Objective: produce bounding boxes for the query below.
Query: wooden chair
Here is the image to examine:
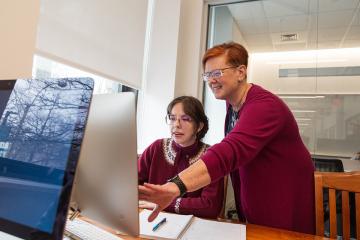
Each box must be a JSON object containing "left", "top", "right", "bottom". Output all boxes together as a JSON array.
[{"left": 314, "top": 171, "right": 360, "bottom": 240}]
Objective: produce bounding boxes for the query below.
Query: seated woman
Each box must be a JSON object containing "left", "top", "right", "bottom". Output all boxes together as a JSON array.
[{"left": 138, "top": 96, "right": 224, "bottom": 219}]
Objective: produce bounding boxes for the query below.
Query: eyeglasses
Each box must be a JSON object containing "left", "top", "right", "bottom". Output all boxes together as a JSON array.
[
  {"left": 165, "top": 114, "right": 193, "bottom": 125},
  {"left": 202, "top": 66, "right": 238, "bottom": 82}
]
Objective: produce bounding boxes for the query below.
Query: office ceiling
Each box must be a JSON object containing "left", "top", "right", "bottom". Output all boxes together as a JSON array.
[{"left": 226, "top": 0, "right": 360, "bottom": 52}]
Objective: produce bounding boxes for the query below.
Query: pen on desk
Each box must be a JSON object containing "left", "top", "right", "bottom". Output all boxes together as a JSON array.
[{"left": 152, "top": 217, "right": 167, "bottom": 231}]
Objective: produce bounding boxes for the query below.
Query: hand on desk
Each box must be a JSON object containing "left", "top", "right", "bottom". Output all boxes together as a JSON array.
[
  {"left": 138, "top": 200, "right": 157, "bottom": 209},
  {"left": 138, "top": 182, "right": 179, "bottom": 222}
]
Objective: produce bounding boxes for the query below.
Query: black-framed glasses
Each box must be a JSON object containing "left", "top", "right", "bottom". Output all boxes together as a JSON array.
[
  {"left": 202, "top": 66, "right": 238, "bottom": 82},
  {"left": 165, "top": 114, "right": 193, "bottom": 125}
]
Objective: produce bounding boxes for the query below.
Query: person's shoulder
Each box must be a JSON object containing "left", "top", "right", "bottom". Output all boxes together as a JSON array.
[
  {"left": 201, "top": 141, "right": 211, "bottom": 149},
  {"left": 248, "top": 84, "right": 274, "bottom": 98},
  {"left": 246, "top": 84, "right": 281, "bottom": 104},
  {"left": 200, "top": 141, "right": 211, "bottom": 153},
  {"left": 245, "top": 84, "right": 290, "bottom": 115}
]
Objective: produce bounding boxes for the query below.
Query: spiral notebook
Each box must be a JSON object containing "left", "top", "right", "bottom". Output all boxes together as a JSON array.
[
  {"left": 139, "top": 209, "right": 246, "bottom": 240},
  {"left": 139, "top": 210, "right": 193, "bottom": 240}
]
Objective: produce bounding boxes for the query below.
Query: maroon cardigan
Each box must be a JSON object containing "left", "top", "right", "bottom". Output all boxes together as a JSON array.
[
  {"left": 138, "top": 139, "right": 224, "bottom": 219},
  {"left": 202, "top": 84, "right": 315, "bottom": 234}
]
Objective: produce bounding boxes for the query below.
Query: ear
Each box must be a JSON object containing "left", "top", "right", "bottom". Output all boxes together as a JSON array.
[
  {"left": 197, "top": 122, "right": 204, "bottom": 133},
  {"left": 237, "top": 65, "right": 247, "bottom": 81}
]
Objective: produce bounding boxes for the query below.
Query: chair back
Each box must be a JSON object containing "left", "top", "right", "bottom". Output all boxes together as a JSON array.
[{"left": 314, "top": 171, "right": 360, "bottom": 240}]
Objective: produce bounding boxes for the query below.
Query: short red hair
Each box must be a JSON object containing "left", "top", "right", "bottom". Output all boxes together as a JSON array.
[{"left": 202, "top": 41, "right": 248, "bottom": 70}]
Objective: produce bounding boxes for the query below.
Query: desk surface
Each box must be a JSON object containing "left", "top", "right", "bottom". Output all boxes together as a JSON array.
[
  {"left": 342, "top": 159, "right": 360, "bottom": 172},
  {"left": 80, "top": 213, "right": 332, "bottom": 240},
  {"left": 113, "top": 221, "right": 332, "bottom": 240}
]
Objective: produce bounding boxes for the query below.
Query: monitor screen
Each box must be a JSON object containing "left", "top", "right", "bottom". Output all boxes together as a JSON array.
[
  {"left": 0, "top": 78, "right": 94, "bottom": 240},
  {"left": 70, "top": 92, "right": 139, "bottom": 236}
]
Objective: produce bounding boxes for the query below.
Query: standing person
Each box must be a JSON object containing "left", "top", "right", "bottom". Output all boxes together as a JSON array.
[
  {"left": 138, "top": 96, "right": 224, "bottom": 219},
  {"left": 139, "top": 42, "right": 315, "bottom": 234}
]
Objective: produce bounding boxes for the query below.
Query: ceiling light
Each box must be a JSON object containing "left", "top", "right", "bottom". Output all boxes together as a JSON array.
[
  {"left": 266, "top": 59, "right": 347, "bottom": 65},
  {"left": 280, "top": 96, "right": 325, "bottom": 99},
  {"left": 291, "top": 110, "right": 316, "bottom": 113},
  {"left": 295, "top": 118, "right": 312, "bottom": 121}
]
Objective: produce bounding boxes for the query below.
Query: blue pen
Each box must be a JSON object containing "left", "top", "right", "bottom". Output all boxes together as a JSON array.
[{"left": 152, "top": 217, "right": 167, "bottom": 231}]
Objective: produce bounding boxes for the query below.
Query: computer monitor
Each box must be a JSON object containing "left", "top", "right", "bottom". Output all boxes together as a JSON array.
[
  {"left": 70, "top": 92, "right": 139, "bottom": 236},
  {"left": 0, "top": 78, "right": 94, "bottom": 240}
]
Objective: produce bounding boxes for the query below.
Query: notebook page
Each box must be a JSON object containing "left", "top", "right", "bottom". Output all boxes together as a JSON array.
[
  {"left": 140, "top": 210, "right": 193, "bottom": 240},
  {"left": 180, "top": 217, "right": 246, "bottom": 240}
]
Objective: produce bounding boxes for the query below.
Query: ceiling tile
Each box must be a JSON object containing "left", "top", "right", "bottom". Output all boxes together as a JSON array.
[
  {"left": 224, "top": 0, "right": 360, "bottom": 52},
  {"left": 273, "top": 42, "right": 308, "bottom": 51},
  {"left": 342, "top": 39, "right": 360, "bottom": 47},
  {"left": 317, "top": 40, "right": 341, "bottom": 49},
  {"left": 227, "top": 1, "right": 264, "bottom": 20},
  {"left": 318, "top": 27, "right": 347, "bottom": 41},
  {"left": 235, "top": 18, "right": 269, "bottom": 34},
  {"left": 263, "top": 0, "right": 310, "bottom": 18},
  {"left": 346, "top": 26, "right": 360, "bottom": 39},
  {"left": 318, "top": 0, "right": 359, "bottom": 13},
  {"left": 268, "top": 15, "right": 309, "bottom": 32},
  {"left": 318, "top": 10, "right": 354, "bottom": 28},
  {"left": 244, "top": 33, "right": 273, "bottom": 45}
]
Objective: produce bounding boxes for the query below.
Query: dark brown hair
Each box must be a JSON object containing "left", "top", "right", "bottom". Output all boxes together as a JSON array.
[
  {"left": 167, "top": 96, "right": 209, "bottom": 140},
  {"left": 202, "top": 41, "right": 249, "bottom": 70}
]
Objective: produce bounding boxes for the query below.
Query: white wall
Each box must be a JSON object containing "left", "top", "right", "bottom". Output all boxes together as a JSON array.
[
  {"left": 174, "top": 0, "right": 205, "bottom": 98},
  {"left": 0, "top": 0, "right": 40, "bottom": 79},
  {"left": 137, "top": 0, "right": 206, "bottom": 152}
]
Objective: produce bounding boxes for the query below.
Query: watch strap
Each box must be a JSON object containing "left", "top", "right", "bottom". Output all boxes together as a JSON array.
[{"left": 168, "top": 175, "right": 187, "bottom": 197}]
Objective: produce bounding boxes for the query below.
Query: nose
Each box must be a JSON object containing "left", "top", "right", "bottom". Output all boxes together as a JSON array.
[
  {"left": 207, "top": 77, "right": 217, "bottom": 85},
  {"left": 173, "top": 118, "right": 181, "bottom": 127}
]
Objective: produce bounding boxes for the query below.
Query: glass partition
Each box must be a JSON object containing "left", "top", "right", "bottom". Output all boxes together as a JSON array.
[{"left": 204, "top": 0, "right": 360, "bottom": 158}]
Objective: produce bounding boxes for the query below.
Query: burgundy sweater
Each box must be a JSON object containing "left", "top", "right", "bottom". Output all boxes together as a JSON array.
[
  {"left": 138, "top": 138, "right": 224, "bottom": 219},
  {"left": 202, "top": 84, "right": 315, "bottom": 234}
]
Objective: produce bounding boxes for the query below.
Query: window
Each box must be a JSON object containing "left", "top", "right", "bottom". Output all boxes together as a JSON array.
[{"left": 32, "top": 55, "right": 137, "bottom": 95}]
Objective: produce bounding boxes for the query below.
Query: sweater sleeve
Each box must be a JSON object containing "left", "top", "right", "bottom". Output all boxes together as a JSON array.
[
  {"left": 164, "top": 178, "right": 224, "bottom": 219},
  {"left": 202, "top": 96, "right": 286, "bottom": 182},
  {"left": 138, "top": 140, "right": 160, "bottom": 185}
]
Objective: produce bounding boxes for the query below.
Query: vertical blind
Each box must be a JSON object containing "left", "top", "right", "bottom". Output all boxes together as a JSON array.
[{"left": 36, "top": 0, "right": 148, "bottom": 89}]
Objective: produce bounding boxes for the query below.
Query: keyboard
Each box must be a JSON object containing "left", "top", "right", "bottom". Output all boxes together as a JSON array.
[{"left": 64, "top": 218, "right": 124, "bottom": 240}]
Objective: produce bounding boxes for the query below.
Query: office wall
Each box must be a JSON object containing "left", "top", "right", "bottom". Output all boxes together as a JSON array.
[
  {"left": 137, "top": 0, "right": 181, "bottom": 151},
  {"left": 138, "top": 0, "right": 206, "bottom": 152},
  {"left": 0, "top": 0, "right": 40, "bottom": 80},
  {"left": 174, "top": 0, "right": 204, "bottom": 98}
]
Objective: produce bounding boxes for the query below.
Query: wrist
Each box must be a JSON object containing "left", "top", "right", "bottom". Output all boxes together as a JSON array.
[
  {"left": 167, "top": 175, "right": 187, "bottom": 197},
  {"left": 165, "top": 182, "right": 181, "bottom": 197}
]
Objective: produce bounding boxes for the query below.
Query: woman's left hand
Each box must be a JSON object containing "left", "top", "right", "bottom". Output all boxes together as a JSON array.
[{"left": 138, "top": 182, "right": 179, "bottom": 221}]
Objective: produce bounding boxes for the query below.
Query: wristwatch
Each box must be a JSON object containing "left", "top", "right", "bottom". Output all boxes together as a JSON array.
[{"left": 168, "top": 175, "right": 187, "bottom": 197}]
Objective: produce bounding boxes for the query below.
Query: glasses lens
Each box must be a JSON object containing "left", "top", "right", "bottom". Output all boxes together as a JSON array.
[
  {"left": 202, "top": 73, "right": 210, "bottom": 82},
  {"left": 211, "top": 69, "right": 222, "bottom": 78},
  {"left": 166, "top": 114, "right": 192, "bottom": 125},
  {"left": 166, "top": 114, "right": 176, "bottom": 125},
  {"left": 180, "top": 115, "right": 192, "bottom": 122}
]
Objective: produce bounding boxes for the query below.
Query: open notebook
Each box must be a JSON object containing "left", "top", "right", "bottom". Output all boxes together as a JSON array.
[{"left": 139, "top": 209, "right": 246, "bottom": 240}]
